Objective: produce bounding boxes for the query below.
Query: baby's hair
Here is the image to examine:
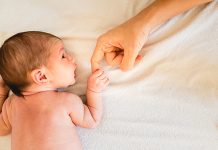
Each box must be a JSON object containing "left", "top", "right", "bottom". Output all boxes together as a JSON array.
[{"left": 0, "top": 31, "right": 61, "bottom": 96}]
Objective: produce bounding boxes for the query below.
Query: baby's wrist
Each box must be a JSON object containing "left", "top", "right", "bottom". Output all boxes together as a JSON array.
[{"left": 87, "top": 88, "right": 102, "bottom": 93}]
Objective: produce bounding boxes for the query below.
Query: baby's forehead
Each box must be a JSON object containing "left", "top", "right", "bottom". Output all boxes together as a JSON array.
[
  {"left": 50, "top": 38, "right": 63, "bottom": 46},
  {"left": 48, "top": 39, "right": 75, "bottom": 57},
  {"left": 48, "top": 39, "right": 64, "bottom": 51}
]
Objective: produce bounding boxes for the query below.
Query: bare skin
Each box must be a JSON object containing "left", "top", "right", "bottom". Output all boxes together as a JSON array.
[
  {"left": 0, "top": 77, "right": 9, "bottom": 108},
  {"left": 0, "top": 40, "right": 109, "bottom": 150},
  {"left": 91, "top": 0, "right": 213, "bottom": 72}
]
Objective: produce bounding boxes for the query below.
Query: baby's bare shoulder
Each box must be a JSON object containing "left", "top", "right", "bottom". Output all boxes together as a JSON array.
[
  {"left": 58, "top": 92, "right": 80, "bottom": 99},
  {"left": 57, "top": 92, "right": 83, "bottom": 114},
  {"left": 58, "top": 92, "right": 82, "bottom": 105}
]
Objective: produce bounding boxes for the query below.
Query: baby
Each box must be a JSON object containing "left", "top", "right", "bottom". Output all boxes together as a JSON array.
[{"left": 0, "top": 31, "right": 109, "bottom": 150}]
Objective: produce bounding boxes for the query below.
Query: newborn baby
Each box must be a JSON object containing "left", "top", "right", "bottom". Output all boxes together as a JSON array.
[{"left": 0, "top": 31, "right": 109, "bottom": 150}]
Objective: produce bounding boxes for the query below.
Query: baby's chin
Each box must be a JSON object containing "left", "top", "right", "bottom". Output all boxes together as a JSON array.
[
  {"left": 67, "top": 79, "right": 76, "bottom": 87},
  {"left": 57, "top": 79, "right": 76, "bottom": 89}
]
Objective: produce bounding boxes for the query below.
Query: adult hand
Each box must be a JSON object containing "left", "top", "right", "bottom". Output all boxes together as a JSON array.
[
  {"left": 91, "top": 17, "right": 148, "bottom": 72},
  {"left": 91, "top": 0, "right": 213, "bottom": 72}
]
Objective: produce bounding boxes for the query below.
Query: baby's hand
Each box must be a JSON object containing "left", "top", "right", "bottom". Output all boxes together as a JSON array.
[{"left": 87, "top": 69, "right": 109, "bottom": 93}]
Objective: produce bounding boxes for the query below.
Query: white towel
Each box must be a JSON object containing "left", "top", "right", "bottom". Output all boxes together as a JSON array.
[{"left": 0, "top": 0, "right": 218, "bottom": 149}]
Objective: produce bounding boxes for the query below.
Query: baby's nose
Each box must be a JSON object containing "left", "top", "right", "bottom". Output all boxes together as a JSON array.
[
  {"left": 68, "top": 54, "right": 74, "bottom": 62},
  {"left": 73, "top": 63, "right": 77, "bottom": 68}
]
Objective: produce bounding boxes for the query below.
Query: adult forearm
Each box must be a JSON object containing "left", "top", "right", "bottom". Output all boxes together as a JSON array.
[
  {"left": 133, "top": 0, "right": 213, "bottom": 33},
  {"left": 86, "top": 90, "right": 103, "bottom": 124}
]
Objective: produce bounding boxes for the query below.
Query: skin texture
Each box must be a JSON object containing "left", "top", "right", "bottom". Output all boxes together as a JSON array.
[
  {"left": 0, "top": 40, "right": 109, "bottom": 150},
  {"left": 0, "top": 77, "right": 9, "bottom": 109},
  {"left": 91, "top": 0, "right": 213, "bottom": 72}
]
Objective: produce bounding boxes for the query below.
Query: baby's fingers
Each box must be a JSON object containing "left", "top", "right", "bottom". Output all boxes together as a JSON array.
[
  {"left": 104, "top": 78, "right": 110, "bottom": 85},
  {"left": 100, "top": 76, "right": 109, "bottom": 86},
  {"left": 92, "top": 69, "right": 104, "bottom": 78},
  {"left": 98, "top": 73, "right": 107, "bottom": 80}
]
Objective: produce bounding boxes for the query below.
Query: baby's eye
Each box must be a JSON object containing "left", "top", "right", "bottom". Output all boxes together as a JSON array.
[{"left": 62, "top": 53, "right": 66, "bottom": 59}]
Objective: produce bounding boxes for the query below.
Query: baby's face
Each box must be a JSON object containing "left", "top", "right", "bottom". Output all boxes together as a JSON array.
[{"left": 46, "top": 40, "right": 77, "bottom": 88}]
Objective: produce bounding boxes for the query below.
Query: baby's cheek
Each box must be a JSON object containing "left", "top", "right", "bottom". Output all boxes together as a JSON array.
[{"left": 66, "top": 65, "right": 75, "bottom": 76}]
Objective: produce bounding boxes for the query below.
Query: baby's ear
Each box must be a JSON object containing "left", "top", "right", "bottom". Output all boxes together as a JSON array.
[{"left": 31, "top": 67, "right": 48, "bottom": 85}]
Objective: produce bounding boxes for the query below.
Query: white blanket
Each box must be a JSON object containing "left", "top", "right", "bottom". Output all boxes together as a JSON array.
[{"left": 0, "top": 0, "right": 218, "bottom": 149}]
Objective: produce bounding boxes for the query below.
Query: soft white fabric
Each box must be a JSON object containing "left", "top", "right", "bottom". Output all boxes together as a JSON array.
[{"left": 0, "top": 0, "right": 218, "bottom": 149}]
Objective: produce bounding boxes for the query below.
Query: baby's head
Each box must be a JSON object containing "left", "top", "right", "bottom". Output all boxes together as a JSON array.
[{"left": 0, "top": 31, "right": 77, "bottom": 96}]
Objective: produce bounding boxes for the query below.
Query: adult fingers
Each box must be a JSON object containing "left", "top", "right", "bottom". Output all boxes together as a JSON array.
[
  {"left": 135, "top": 55, "right": 143, "bottom": 64},
  {"left": 105, "top": 51, "right": 123, "bottom": 67},
  {"left": 105, "top": 51, "right": 116, "bottom": 66},
  {"left": 91, "top": 42, "right": 105, "bottom": 73},
  {"left": 104, "top": 46, "right": 116, "bottom": 66},
  {"left": 120, "top": 47, "right": 139, "bottom": 71}
]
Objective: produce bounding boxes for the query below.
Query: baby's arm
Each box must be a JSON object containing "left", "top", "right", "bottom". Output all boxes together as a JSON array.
[
  {"left": 0, "top": 77, "right": 11, "bottom": 135},
  {"left": 66, "top": 69, "right": 109, "bottom": 128},
  {"left": 0, "top": 77, "right": 9, "bottom": 109},
  {"left": 0, "top": 100, "right": 12, "bottom": 136},
  {"left": 86, "top": 69, "right": 109, "bottom": 125}
]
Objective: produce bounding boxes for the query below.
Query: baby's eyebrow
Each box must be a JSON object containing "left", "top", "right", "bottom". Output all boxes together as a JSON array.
[{"left": 59, "top": 47, "right": 64, "bottom": 55}]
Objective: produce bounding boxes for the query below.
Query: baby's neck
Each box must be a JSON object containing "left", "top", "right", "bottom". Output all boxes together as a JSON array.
[{"left": 21, "top": 85, "right": 57, "bottom": 96}]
